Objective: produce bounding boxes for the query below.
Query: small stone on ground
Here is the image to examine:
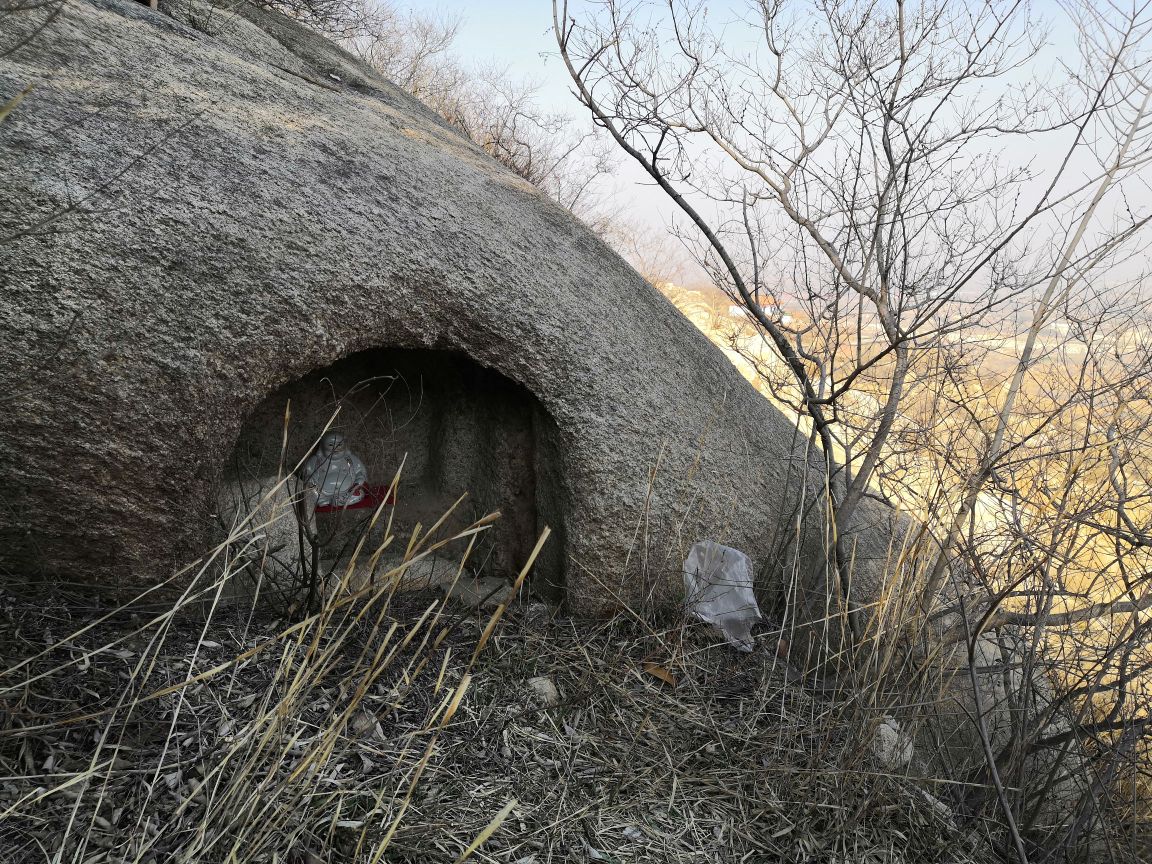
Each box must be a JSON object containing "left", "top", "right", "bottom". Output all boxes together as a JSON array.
[
  {"left": 526, "top": 675, "right": 561, "bottom": 706},
  {"left": 445, "top": 576, "right": 508, "bottom": 609}
]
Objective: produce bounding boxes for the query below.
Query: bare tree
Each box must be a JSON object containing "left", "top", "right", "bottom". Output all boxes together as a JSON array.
[
  {"left": 343, "top": 2, "right": 466, "bottom": 103},
  {"left": 432, "top": 63, "right": 618, "bottom": 228},
  {"left": 253, "top": 0, "right": 387, "bottom": 39},
  {"left": 554, "top": 0, "right": 1151, "bottom": 610},
  {"left": 555, "top": 0, "right": 1152, "bottom": 855},
  {"left": 607, "top": 217, "right": 697, "bottom": 284},
  {"left": 294, "top": 0, "right": 622, "bottom": 230}
]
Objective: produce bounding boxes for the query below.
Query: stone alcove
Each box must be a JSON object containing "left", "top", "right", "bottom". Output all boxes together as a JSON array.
[{"left": 218, "top": 347, "right": 565, "bottom": 597}]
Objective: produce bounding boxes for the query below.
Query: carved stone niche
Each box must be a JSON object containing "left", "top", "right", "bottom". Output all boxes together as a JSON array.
[{"left": 216, "top": 347, "right": 565, "bottom": 597}]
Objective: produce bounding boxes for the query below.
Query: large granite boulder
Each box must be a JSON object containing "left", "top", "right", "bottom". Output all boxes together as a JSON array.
[
  {"left": 1, "top": 4, "right": 1098, "bottom": 842},
  {"left": 0, "top": 0, "right": 901, "bottom": 619}
]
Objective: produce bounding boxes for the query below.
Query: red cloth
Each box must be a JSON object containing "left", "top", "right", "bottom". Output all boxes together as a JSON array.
[{"left": 314, "top": 484, "right": 395, "bottom": 513}]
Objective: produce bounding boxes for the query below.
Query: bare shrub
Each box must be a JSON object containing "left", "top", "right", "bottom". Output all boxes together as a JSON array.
[
  {"left": 554, "top": 0, "right": 1152, "bottom": 857},
  {"left": 312, "top": 1, "right": 620, "bottom": 229}
]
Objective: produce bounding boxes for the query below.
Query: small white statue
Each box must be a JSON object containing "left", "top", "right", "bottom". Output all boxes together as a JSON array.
[{"left": 301, "top": 432, "right": 367, "bottom": 507}]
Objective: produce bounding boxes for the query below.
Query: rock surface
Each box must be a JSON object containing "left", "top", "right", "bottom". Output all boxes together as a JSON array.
[
  {"left": 0, "top": 0, "right": 901, "bottom": 621},
  {"left": 445, "top": 576, "right": 508, "bottom": 610},
  {"left": 217, "top": 475, "right": 302, "bottom": 564}
]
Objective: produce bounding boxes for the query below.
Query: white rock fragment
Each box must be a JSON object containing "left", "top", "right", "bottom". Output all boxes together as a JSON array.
[
  {"left": 523, "top": 601, "right": 553, "bottom": 623},
  {"left": 918, "top": 788, "right": 957, "bottom": 828},
  {"left": 870, "top": 715, "right": 914, "bottom": 770},
  {"left": 584, "top": 844, "right": 609, "bottom": 861},
  {"left": 526, "top": 675, "right": 561, "bottom": 706}
]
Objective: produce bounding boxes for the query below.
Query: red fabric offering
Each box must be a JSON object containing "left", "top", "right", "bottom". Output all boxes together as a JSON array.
[{"left": 314, "top": 484, "right": 396, "bottom": 513}]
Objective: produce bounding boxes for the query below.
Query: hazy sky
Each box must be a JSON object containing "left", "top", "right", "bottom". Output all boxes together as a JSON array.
[
  {"left": 412, "top": 0, "right": 572, "bottom": 104},
  {"left": 405, "top": 0, "right": 1075, "bottom": 110},
  {"left": 403, "top": 0, "right": 680, "bottom": 237},
  {"left": 397, "top": 1, "right": 1148, "bottom": 286}
]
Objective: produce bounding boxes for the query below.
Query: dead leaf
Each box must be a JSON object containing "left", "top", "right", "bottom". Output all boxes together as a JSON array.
[{"left": 642, "top": 662, "right": 678, "bottom": 687}]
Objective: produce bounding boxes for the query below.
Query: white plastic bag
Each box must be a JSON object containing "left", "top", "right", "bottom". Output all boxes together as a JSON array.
[{"left": 682, "top": 540, "right": 762, "bottom": 652}]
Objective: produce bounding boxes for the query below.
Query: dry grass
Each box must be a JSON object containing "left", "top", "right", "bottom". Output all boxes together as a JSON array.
[{"left": 0, "top": 504, "right": 997, "bottom": 864}]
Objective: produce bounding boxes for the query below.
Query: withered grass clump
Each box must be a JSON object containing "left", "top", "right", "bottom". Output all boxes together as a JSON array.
[{"left": 0, "top": 518, "right": 990, "bottom": 864}]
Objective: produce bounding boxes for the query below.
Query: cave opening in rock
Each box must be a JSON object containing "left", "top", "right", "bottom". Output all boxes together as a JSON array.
[{"left": 218, "top": 347, "right": 565, "bottom": 601}]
